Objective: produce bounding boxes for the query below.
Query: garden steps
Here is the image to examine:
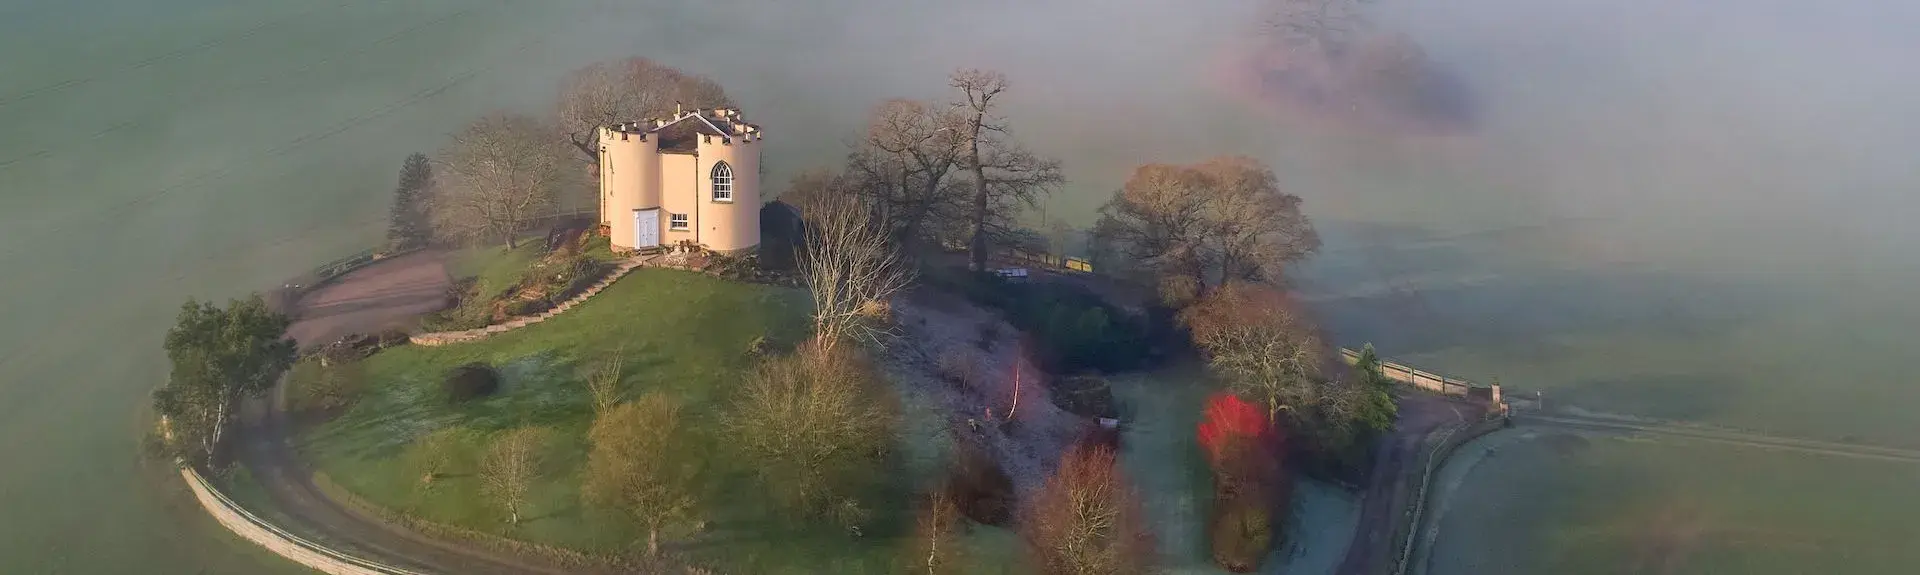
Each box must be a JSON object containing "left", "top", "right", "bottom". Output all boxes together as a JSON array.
[{"left": 408, "top": 255, "right": 650, "bottom": 347}]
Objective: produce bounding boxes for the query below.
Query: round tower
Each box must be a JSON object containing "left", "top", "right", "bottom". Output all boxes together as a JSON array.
[
  {"left": 694, "top": 116, "right": 762, "bottom": 254},
  {"left": 600, "top": 124, "right": 661, "bottom": 250}
]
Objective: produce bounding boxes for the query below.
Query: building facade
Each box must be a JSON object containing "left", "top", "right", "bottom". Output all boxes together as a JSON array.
[{"left": 599, "top": 107, "right": 762, "bottom": 253}]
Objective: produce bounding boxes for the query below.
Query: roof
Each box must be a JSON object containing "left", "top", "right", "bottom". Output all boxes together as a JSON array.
[{"left": 606, "top": 107, "right": 762, "bottom": 153}]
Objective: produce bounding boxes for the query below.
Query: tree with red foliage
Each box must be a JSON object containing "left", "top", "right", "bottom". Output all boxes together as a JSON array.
[{"left": 1197, "top": 391, "right": 1289, "bottom": 573}]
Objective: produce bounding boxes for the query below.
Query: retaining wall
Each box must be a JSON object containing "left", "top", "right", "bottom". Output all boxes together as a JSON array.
[
  {"left": 410, "top": 255, "right": 648, "bottom": 346},
  {"left": 180, "top": 467, "right": 428, "bottom": 575}
]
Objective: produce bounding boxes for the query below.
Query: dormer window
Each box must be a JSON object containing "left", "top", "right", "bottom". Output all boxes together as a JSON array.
[{"left": 711, "top": 161, "right": 733, "bottom": 202}]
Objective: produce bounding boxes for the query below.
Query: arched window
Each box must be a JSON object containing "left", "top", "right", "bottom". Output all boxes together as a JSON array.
[{"left": 711, "top": 161, "right": 733, "bottom": 202}]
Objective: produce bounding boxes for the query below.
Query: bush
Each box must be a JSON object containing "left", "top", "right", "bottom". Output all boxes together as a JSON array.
[
  {"left": 1049, "top": 375, "right": 1118, "bottom": 419},
  {"left": 1197, "top": 392, "right": 1288, "bottom": 572},
  {"left": 1021, "top": 445, "right": 1155, "bottom": 575},
  {"left": 442, "top": 363, "right": 500, "bottom": 403},
  {"left": 725, "top": 342, "right": 898, "bottom": 523},
  {"left": 287, "top": 359, "right": 365, "bottom": 416},
  {"left": 924, "top": 271, "right": 1153, "bottom": 374},
  {"left": 504, "top": 298, "right": 547, "bottom": 318},
  {"left": 946, "top": 441, "right": 1016, "bottom": 526},
  {"left": 1209, "top": 490, "right": 1274, "bottom": 573}
]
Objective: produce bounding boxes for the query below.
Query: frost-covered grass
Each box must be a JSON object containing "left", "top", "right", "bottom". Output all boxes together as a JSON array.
[
  {"left": 1427, "top": 431, "right": 1920, "bottom": 575},
  {"left": 1112, "top": 368, "right": 1363, "bottom": 575},
  {"left": 299, "top": 269, "right": 954, "bottom": 572}
]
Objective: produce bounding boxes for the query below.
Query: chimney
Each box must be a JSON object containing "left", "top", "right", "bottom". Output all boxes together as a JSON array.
[{"left": 675, "top": 101, "right": 684, "bottom": 117}]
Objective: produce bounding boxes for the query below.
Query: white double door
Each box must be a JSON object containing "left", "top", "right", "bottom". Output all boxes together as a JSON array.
[{"left": 634, "top": 209, "right": 661, "bottom": 248}]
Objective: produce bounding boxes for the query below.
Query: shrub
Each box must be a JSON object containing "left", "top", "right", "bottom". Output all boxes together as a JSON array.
[
  {"left": 1209, "top": 490, "right": 1274, "bottom": 573},
  {"left": 1049, "top": 375, "right": 1118, "bottom": 419},
  {"left": 404, "top": 427, "right": 471, "bottom": 487},
  {"left": 376, "top": 329, "right": 411, "bottom": 347},
  {"left": 936, "top": 351, "right": 976, "bottom": 388},
  {"left": 287, "top": 358, "right": 364, "bottom": 416},
  {"left": 1197, "top": 392, "right": 1287, "bottom": 572},
  {"left": 443, "top": 362, "right": 500, "bottom": 403},
  {"left": 1021, "top": 445, "right": 1156, "bottom": 575},
  {"left": 946, "top": 441, "right": 1015, "bottom": 526},
  {"left": 927, "top": 271, "right": 1151, "bottom": 374},
  {"left": 504, "top": 299, "right": 547, "bottom": 318},
  {"left": 724, "top": 342, "right": 898, "bottom": 524}
]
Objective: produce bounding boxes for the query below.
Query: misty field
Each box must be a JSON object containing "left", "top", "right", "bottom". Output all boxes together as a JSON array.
[{"left": 1424, "top": 430, "right": 1920, "bottom": 575}]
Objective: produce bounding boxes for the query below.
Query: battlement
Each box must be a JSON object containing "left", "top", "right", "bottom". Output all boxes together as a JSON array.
[{"left": 603, "top": 107, "right": 762, "bottom": 145}]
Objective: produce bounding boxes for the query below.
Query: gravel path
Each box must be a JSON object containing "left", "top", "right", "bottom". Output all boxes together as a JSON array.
[{"left": 284, "top": 250, "right": 453, "bottom": 351}]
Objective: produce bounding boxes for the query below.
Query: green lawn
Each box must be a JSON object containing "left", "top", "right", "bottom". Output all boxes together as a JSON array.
[
  {"left": 446, "top": 243, "right": 544, "bottom": 299},
  {"left": 298, "top": 268, "right": 947, "bottom": 573}
]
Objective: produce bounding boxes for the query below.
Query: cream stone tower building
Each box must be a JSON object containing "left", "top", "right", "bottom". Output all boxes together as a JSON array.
[{"left": 598, "top": 107, "right": 762, "bottom": 253}]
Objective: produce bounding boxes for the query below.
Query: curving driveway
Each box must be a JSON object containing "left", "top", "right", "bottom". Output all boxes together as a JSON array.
[
  {"left": 1333, "top": 393, "right": 1482, "bottom": 575},
  {"left": 234, "top": 250, "right": 619, "bottom": 575}
]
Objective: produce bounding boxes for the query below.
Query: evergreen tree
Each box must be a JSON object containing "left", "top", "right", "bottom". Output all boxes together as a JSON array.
[{"left": 387, "top": 153, "right": 433, "bottom": 249}]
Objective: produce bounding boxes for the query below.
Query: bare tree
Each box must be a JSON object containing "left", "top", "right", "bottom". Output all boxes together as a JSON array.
[
  {"left": 724, "top": 342, "right": 898, "bottom": 524},
  {"left": 404, "top": 426, "right": 470, "bottom": 488},
  {"left": 798, "top": 181, "right": 914, "bottom": 352},
  {"left": 951, "top": 69, "right": 1063, "bottom": 271},
  {"left": 842, "top": 98, "right": 970, "bottom": 249},
  {"left": 556, "top": 57, "right": 734, "bottom": 165},
  {"left": 582, "top": 347, "right": 625, "bottom": 414},
  {"left": 1093, "top": 163, "right": 1218, "bottom": 305},
  {"left": 1181, "top": 282, "right": 1333, "bottom": 423},
  {"left": 1022, "top": 445, "right": 1156, "bottom": 575},
  {"left": 909, "top": 489, "right": 968, "bottom": 575},
  {"left": 583, "top": 392, "right": 699, "bottom": 557},
  {"left": 431, "top": 114, "right": 565, "bottom": 249},
  {"left": 480, "top": 426, "right": 552, "bottom": 525},
  {"left": 1195, "top": 157, "right": 1320, "bottom": 286},
  {"left": 1266, "top": 0, "right": 1373, "bottom": 55},
  {"left": 1093, "top": 157, "right": 1317, "bottom": 305}
]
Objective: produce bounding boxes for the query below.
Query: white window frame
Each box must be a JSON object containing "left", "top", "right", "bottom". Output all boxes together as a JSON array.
[
  {"left": 711, "top": 161, "right": 733, "bottom": 202},
  {"left": 669, "top": 213, "right": 689, "bottom": 230}
]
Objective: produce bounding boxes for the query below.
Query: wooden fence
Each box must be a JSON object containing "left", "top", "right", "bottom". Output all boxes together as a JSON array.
[{"left": 1340, "top": 348, "right": 1481, "bottom": 396}]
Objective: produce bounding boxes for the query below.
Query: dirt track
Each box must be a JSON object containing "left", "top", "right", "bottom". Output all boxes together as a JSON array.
[
  {"left": 1334, "top": 393, "right": 1480, "bottom": 575},
  {"left": 233, "top": 250, "right": 624, "bottom": 574}
]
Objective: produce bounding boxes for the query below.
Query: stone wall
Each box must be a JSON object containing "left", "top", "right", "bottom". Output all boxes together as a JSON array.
[{"left": 180, "top": 467, "right": 427, "bottom": 575}]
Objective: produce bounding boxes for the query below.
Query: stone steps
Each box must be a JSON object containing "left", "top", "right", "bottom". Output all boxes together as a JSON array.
[{"left": 409, "top": 255, "right": 652, "bottom": 347}]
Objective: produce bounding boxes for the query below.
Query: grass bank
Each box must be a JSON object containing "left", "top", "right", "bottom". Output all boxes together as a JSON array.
[{"left": 297, "top": 268, "right": 948, "bottom": 573}]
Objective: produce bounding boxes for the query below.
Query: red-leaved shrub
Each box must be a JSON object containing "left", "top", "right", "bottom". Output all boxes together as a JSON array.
[{"left": 1197, "top": 391, "right": 1289, "bottom": 572}]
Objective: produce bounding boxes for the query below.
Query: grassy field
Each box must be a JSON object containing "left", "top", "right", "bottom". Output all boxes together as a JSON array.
[
  {"left": 296, "top": 268, "right": 963, "bottom": 573},
  {"left": 1427, "top": 431, "right": 1920, "bottom": 575}
]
